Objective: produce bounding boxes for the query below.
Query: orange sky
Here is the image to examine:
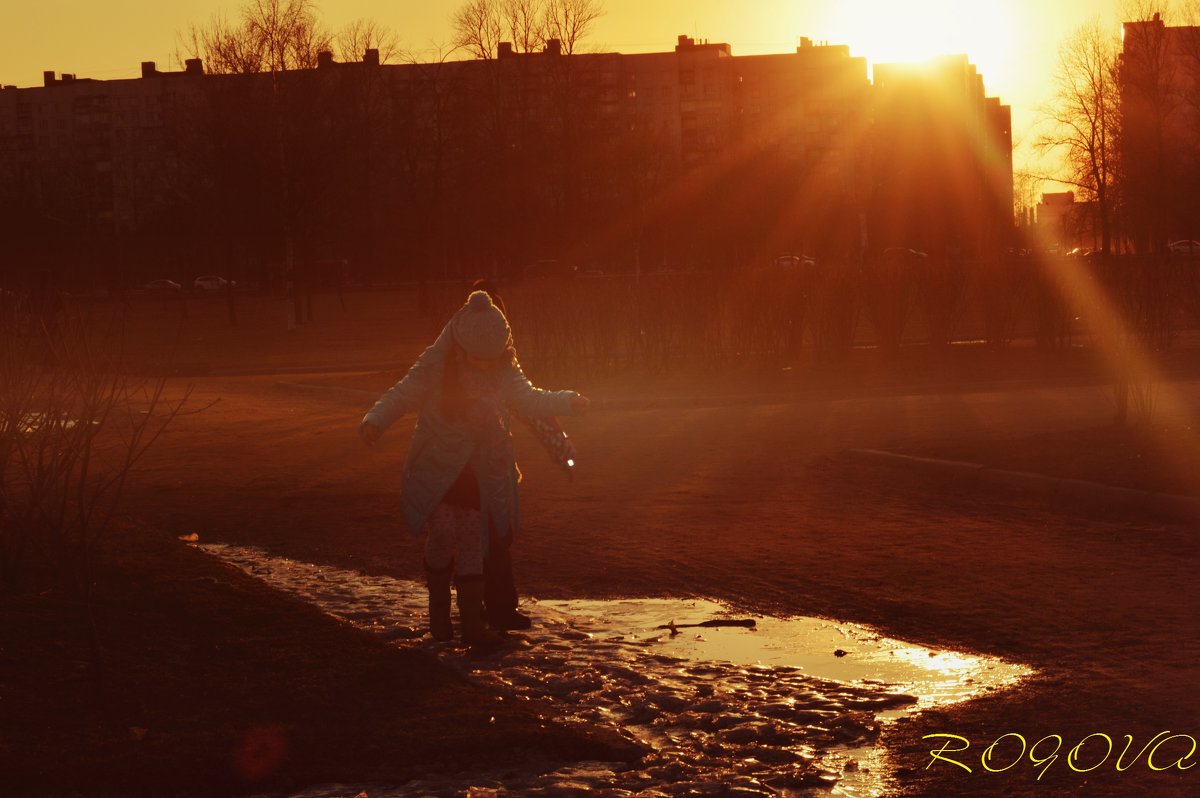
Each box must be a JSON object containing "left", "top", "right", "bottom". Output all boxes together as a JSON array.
[{"left": 3, "top": 0, "right": 1126, "bottom": 166}]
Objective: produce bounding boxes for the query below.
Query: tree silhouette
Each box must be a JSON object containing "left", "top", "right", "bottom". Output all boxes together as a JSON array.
[
  {"left": 1037, "top": 19, "right": 1121, "bottom": 255},
  {"left": 544, "top": 0, "right": 604, "bottom": 55},
  {"left": 336, "top": 17, "right": 401, "bottom": 64},
  {"left": 179, "top": 0, "right": 332, "bottom": 75},
  {"left": 452, "top": 0, "right": 603, "bottom": 58},
  {"left": 452, "top": 0, "right": 505, "bottom": 60}
]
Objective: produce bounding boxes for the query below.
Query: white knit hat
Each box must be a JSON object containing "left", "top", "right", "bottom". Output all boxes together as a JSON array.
[{"left": 452, "top": 290, "right": 512, "bottom": 358}]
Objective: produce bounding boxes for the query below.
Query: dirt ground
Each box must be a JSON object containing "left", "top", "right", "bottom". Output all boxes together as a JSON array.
[{"left": 6, "top": 289, "right": 1200, "bottom": 796}]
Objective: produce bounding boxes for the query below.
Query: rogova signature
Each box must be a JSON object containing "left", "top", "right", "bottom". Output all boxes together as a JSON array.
[{"left": 924, "top": 732, "right": 1198, "bottom": 779}]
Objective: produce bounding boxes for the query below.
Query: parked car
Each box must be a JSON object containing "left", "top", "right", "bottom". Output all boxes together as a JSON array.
[
  {"left": 193, "top": 275, "right": 232, "bottom": 291},
  {"left": 1065, "top": 246, "right": 1093, "bottom": 257},
  {"left": 774, "top": 253, "right": 816, "bottom": 269},
  {"left": 143, "top": 279, "right": 182, "bottom": 295},
  {"left": 881, "top": 247, "right": 928, "bottom": 262},
  {"left": 1168, "top": 239, "right": 1200, "bottom": 255}
]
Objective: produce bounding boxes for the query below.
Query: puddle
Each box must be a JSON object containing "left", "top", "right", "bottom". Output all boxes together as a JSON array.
[
  {"left": 536, "top": 597, "right": 1021, "bottom": 713},
  {"left": 198, "top": 544, "right": 1030, "bottom": 797},
  {"left": 1, "top": 412, "right": 91, "bottom": 433}
]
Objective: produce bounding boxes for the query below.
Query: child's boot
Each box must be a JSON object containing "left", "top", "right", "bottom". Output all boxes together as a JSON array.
[
  {"left": 425, "top": 559, "right": 454, "bottom": 642},
  {"left": 455, "top": 574, "right": 503, "bottom": 649},
  {"left": 485, "top": 543, "right": 532, "bottom": 630}
]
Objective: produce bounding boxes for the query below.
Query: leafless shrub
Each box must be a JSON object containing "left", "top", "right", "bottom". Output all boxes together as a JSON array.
[
  {"left": 862, "top": 253, "right": 916, "bottom": 353},
  {"left": 1094, "top": 253, "right": 1185, "bottom": 424},
  {"left": 978, "top": 255, "right": 1032, "bottom": 347},
  {"left": 1030, "top": 257, "right": 1076, "bottom": 350},
  {"left": 1181, "top": 258, "right": 1200, "bottom": 328},
  {"left": 508, "top": 267, "right": 823, "bottom": 374},
  {"left": 0, "top": 300, "right": 191, "bottom": 595},
  {"left": 807, "top": 261, "right": 860, "bottom": 360},
  {"left": 336, "top": 17, "right": 401, "bottom": 64},
  {"left": 450, "top": 248, "right": 1192, "bottom": 382},
  {"left": 916, "top": 257, "right": 971, "bottom": 348},
  {"left": 724, "top": 268, "right": 806, "bottom": 366}
]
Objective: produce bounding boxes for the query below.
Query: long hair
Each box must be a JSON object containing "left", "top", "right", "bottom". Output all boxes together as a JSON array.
[
  {"left": 440, "top": 281, "right": 517, "bottom": 423},
  {"left": 440, "top": 342, "right": 518, "bottom": 423}
]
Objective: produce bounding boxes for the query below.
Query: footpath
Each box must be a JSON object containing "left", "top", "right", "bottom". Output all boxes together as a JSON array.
[{"left": 846, "top": 447, "right": 1200, "bottom": 523}]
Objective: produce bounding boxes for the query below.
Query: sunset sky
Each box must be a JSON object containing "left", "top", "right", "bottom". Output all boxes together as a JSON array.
[{"left": 3, "top": 0, "right": 1128, "bottom": 163}]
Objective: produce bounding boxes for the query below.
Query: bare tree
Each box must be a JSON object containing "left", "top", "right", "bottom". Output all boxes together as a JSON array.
[
  {"left": 1036, "top": 19, "right": 1121, "bottom": 254},
  {"left": 453, "top": 0, "right": 600, "bottom": 58},
  {"left": 452, "top": 0, "right": 504, "bottom": 59},
  {"left": 1012, "top": 169, "right": 1044, "bottom": 230},
  {"left": 177, "top": 0, "right": 339, "bottom": 329},
  {"left": 1180, "top": 1, "right": 1200, "bottom": 117},
  {"left": 178, "top": 13, "right": 268, "bottom": 74},
  {"left": 503, "top": 0, "right": 547, "bottom": 53},
  {"left": 392, "top": 46, "right": 470, "bottom": 306},
  {"left": 543, "top": 0, "right": 604, "bottom": 54},
  {"left": 336, "top": 17, "right": 402, "bottom": 64},
  {"left": 1174, "top": 3, "right": 1200, "bottom": 255},
  {"left": 179, "top": 0, "right": 332, "bottom": 75},
  {"left": 0, "top": 302, "right": 193, "bottom": 687},
  {"left": 1039, "top": 17, "right": 1155, "bottom": 426}
]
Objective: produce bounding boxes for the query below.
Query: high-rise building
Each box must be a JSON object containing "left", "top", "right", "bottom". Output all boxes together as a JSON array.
[
  {"left": 0, "top": 36, "right": 1012, "bottom": 285},
  {"left": 872, "top": 56, "right": 1013, "bottom": 256},
  {"left": 1120, "top": 13, "right": 1200, "bottom": 249}
]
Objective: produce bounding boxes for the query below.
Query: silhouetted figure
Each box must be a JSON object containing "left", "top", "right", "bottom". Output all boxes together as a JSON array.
[
  {"left": 469, "top": 279, "right": 577, "bottom": 630},
  {"left": 360, "top": 291, "right": 589, "bottom": 646}
]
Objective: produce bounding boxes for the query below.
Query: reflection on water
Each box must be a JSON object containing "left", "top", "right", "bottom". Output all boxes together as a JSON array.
[
  {"left": 1, "top": 412, "right": 88, "bottom": 433},
  {"left": 200, "top": 544, "right": 1030, "bottom": 798},
  {"left": 539, "top": 597, "right": 1024, "bottom": 713}
]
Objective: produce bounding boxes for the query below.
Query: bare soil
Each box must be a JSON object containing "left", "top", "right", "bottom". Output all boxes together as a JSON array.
[{"left": 5, "top": 290, "right": 1199, "bottom": 796}]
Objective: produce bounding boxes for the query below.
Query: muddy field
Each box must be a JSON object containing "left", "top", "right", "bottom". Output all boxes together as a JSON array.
[{"left": 5, "top": 288, "right": 1200, "bottom": 796}]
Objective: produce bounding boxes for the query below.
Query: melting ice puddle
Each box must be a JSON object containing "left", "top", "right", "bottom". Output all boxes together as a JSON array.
[
  {"left": 199, "top": 544, "right": 1030, "bottom": 798},
  {"left": 538, "top": 597, "right": 1024, "bottom": 713}
]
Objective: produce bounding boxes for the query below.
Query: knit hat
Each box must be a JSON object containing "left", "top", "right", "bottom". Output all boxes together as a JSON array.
[{"left": 452, "top": 290, "right": 512, "bottom": 359}]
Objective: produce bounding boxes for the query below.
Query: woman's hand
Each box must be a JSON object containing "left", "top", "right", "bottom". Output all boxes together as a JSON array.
[
  {"left": 359, "top": 420, "right": 382, "bottom": 446},
  {"left": 570, "top": 394, "right": 591, "bottom": 415}
]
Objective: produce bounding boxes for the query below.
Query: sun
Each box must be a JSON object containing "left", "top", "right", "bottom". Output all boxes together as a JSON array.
[{"left": 820, "top": 0, "right": 1015, "bottom": 89}]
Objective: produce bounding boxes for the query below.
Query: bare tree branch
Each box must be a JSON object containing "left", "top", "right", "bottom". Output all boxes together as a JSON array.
[
  {"left": 503, "top": 0, "right": 547, "bottom": 53},
  {"left": 543, "top": 0, "right": 604, "bottom": 55},
  {"left": 177, "top": 0, "right": 332, "bottom": 75},
  {"left": 335, "top": 17, "right": 402, "bottom": 64},
  {"left": 453, "top": 0, "right": 504, "bottom": 60},
  {"left": 1035, "top": 18, "right": 1121, "bottom": 253}
]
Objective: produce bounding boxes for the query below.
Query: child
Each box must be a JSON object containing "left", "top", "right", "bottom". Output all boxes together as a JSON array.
[
  {"left": 359, "top": 290, "right": 588, "bottom": 646},
  {"left": 469, "top": 279, "right": 574, "bottom": 630}
]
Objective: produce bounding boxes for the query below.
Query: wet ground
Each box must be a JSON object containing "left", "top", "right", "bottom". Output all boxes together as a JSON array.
[{"left": 201, "top": 545, "right": 1029, "bottom": 797}]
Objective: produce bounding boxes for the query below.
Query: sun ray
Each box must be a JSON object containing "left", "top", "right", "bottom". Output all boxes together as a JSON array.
[{"left": 821, "top": 0, "right": 1015, "bottom": 90}]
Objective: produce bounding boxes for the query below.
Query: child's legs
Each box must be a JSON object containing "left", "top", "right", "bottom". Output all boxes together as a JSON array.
[
  {"left": 423, "top": 504, "right": 458, "bottom": 570},
  {"left": 484, "top": 524, "right": 519, "bottom": 613},
  {"left": 423, "top": 504, "right": 483, "bottom": 577}
]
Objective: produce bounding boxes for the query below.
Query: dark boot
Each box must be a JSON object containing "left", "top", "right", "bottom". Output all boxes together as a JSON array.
[
  {"left": 485, "top": 530, "right": 531, "bottom": 630},
  {"left": 455, "top": 575, "right": 504, "bottom": 649},
  {"left": 425, "top": 559, "right": 453, "bottom": 642}
]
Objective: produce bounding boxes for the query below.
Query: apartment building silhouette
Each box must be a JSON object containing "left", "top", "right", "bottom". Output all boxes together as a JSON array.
[
  {"left": 0, "top": 35, "right": 1012, "bottom": 285},
  {"left": 1120, "top": 12, "right": 1200, "bottom": 250}
]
